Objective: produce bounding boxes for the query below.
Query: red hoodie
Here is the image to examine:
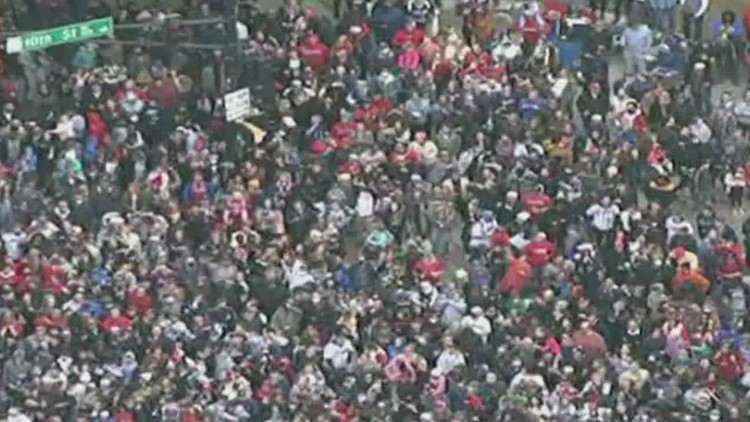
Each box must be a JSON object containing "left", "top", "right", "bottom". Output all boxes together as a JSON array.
[
  {"left": 392, "top": 27, "right": 425, "bottom": 49},
  {"left": 299, "top": 34, "right": 331, "bottom": 71}
]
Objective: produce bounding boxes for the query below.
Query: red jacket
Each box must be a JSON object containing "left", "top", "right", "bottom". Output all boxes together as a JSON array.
[
  {"left": 500, "top": 257, "right": 532, "bottom": 295},
  {"left": 744, "top": 6, "right": 750, "bottom": 41},
  {"left": 392, "top": 28, "right": 425, "bottom": 49},
  {"left": 398, "top": 49, "right": 421, "bottom": 72},
  {"left": 524, "top": 240, "right": 556, "bottom": 268},
  {"left": 299, "top": 35, "right": 331, "bottom": 70},
  {"left": 87, "top": 111, "right": 109, "bottom": 142}
]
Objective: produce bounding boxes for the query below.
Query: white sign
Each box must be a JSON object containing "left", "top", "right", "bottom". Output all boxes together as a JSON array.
[
  {"left": 224, "top": 87, "right": 251, "bottom": 122},
  {"left": 6, "top": 37, "right": 23, "bottom": 54}
]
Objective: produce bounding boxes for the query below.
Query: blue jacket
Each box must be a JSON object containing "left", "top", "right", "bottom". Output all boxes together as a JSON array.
[
  {"left": 712, "top": 17, "right": 745, "bottom": 38},
  {"left": 368, "top": 5, "right": 407, "bottom": 41},
  {"left": 518, "top": 97, "right": 548, "bottom": 120}
]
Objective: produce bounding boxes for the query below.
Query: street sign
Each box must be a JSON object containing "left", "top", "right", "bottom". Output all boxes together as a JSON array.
[
  {"left": 224, "top": 88, "right": 251, "bottom": 122},
  {"left": 5, "top": 17, "right": 114, "bottom": 54}
]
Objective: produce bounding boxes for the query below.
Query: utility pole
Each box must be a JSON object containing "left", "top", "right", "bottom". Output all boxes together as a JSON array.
[{"left": 221, "top": 0, "right": 240, "bottom": 95}]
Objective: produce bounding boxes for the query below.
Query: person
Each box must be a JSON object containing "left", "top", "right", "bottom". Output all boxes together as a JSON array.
[
  {"left": 1, "top": 0, "right": 750, "bottom": 421},
  {"left": 683, "top": 0, "right": 710, "bottom": 41},
  {"left": 621, "top": 20, "right": 653, "bottom": 75},
  {"left": 712, "top": 10, "right": 746, "bottom": 83},
  {"left": 725, "top": 166, "right": 747, "bottom": 215},
  {"left": 650, "top": 0, "right": 677, "bottom": 33}
]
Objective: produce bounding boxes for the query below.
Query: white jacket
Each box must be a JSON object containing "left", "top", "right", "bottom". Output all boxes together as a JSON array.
[{"left": 460, "top": 315, "right": 492, "bottom": 342}]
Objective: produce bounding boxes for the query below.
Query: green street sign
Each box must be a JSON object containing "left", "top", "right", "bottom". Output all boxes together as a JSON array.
[{"left": 6, "top": 17, "right": 114, "bottom": 54}]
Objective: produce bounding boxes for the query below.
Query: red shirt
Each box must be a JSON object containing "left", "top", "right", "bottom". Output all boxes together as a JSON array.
[
  {"left": 115, "top": 410, "right": 135, "bottom": 422},
  {"left": 0, "top": 268, "right": 15, "bottom": 287},
  {"left": 524, "top": 240, "right": 556, "bottom": 268},
  {"left": 398, "top": 49, "right": 421, "bottom": 72},
  {"left": 100, "top": 315, "right": 134, "bottom": 333},
  {"left": 516, "top": 15, "right": 550, "bottom": 44},
  {"left": 522, "top": 191, "right": 553, "bottom": 218},
  {"left": 367, "top": 97, "right": 393, "bottom": 122},
  {"left": 544, "top": 0, "right": 570, "bottom": 20},
  {"left": 299, "top": 36, "right": 331, "bottom": 70},
  {"left": 332, "top": 121, "right": 358, "bottom": 149},
  {"left": 42, "top": 264, "right": 67, "bottom": 294},
  {"left": 127, "top": 289, "right": 154, "bottom": 316},
  {"left": 500, "top": 257, "right": 532, "bottom": 295},
  {"left": 34, "top": 313, "right": 68, "bottom": 330},
  {"left": 149, "top": 80, "right": 180, "bottom": 109},
  {"left": 433, "top": 60, "right": 455, "bottom": 80},
  {"left": 115, "top": 88, "right": 148, "bottom": 104},
  {"left": 87, "top": 111, "right": 109, "bottom": 142},
  {"left": 491, "top": 230, "right": 511, "bottom": 249},
  {"left": 715, "top": 350, "right": 745, "bottom": 380},
  {"left": 715, "top": 243, "right": 746, "bottom": 278},
  {"left": 392, "top": 28, "right": 425, "bottom": 49},
  {"left": 337, "top": 161, "right": 363, "bottom": 175},
  {"left": 414, "top": 258, "right": 446, "bottom": 283}
]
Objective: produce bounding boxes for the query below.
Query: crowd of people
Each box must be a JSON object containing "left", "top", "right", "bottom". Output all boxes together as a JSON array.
[{"left": 4, "top": 0, "right": 750, "bottom": 421}]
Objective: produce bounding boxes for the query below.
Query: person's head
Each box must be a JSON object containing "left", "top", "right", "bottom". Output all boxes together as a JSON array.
[{"left": 722, "top": 10, "right": 736, "bottom": 25}]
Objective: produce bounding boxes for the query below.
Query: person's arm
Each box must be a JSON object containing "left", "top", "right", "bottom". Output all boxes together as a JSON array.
[
  {"left": 586, "top": 204, "right": 599, "bottom": 217},
  {"left": 696, "top": 0, "right": 709, "bottom": 18}
]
